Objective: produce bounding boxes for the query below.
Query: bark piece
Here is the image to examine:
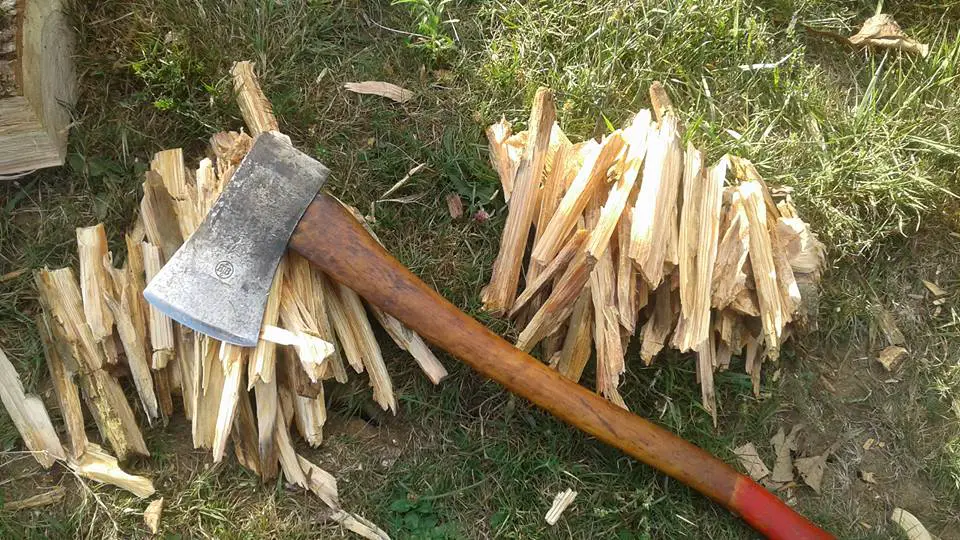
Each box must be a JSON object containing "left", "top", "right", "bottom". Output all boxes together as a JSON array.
[
  {"left": 0, "top": 346, "right": 65, "bottom": 468},
  {"left": 794, "top": 442, "right": 839, "bottom": 494},
  {"left": 445, "top": 193, "right": 463, "bottom": 218},
  {"left": 630, "top": 114, "right": 683, "bottom": 288},
  {"left": 482, "top": 88, "right": 556, "bottom": 314},
  {"left": 921, "top": 279, "right": 947, "bottom": 297},
  {"left": 344, "top": 81, "right": 414, "bottom": 103},
  {"left": 232, "top": 61, "right": 278, "bottom": 136},
  {"left": 648, "top": 81, "right": 675, "bottom": 123}
]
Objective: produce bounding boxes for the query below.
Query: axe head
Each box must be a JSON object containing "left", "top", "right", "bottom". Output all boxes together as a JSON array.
[{"left": 143, "top": 132, "right": 329, "bottom": 346}]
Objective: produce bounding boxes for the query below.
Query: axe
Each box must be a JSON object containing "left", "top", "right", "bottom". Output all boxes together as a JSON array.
[{"left": 145, "top": 133, "right": 833, "bottom": 539}]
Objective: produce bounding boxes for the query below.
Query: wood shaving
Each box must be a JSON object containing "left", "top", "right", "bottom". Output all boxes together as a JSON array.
[
  {"left": 446, "top": 193, "right": 464, "bottom": 219},
  {"left": 2, "top": 487, "right": 66, "bottom": 511},
  {"left": 144, "top": 497, "right": 164, "bottom": 533},
  {"left": 890, "top": 508, "right": 933, "bottom": 540},
  {"left": 921, "top": 279, "right": 947, "bottom": 297},
  {"left": 877, "top": 346, "right": 908, "bottom": 371},
  {"left": 344, "top": 81, "right": 414, "bottom": 103},
  {"left": 858, "top": 470, "right": 877, "bottom": 484},
  {"left": 545, "top": 488, "right": 578, "bottom": 525}
]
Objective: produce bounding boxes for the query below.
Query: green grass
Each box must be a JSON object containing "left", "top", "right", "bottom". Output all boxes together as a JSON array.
[{"left": 2, "top": 0, "right": 960, "bottom": 538}]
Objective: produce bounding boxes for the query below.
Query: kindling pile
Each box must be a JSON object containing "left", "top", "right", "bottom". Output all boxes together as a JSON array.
[
  {"left": 483, "top": 84, "right": 825, "bottom": 423},
  {"left": 1, "top": 61, "right": 448, "bottom": 539}
]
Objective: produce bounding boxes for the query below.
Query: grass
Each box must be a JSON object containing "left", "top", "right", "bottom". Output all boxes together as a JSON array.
[{"left": 1, "top": 0, "right": 959, "bottom": 537}]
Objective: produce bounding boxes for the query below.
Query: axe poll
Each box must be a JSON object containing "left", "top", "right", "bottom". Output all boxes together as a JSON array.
[{"left": 144, "top": 133, "right": 833, "bottom": 539}]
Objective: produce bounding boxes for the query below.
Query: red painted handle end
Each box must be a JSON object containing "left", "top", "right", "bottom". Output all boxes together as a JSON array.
[{"left": 730, "top": 475, "right": 835, "bottom": 540}]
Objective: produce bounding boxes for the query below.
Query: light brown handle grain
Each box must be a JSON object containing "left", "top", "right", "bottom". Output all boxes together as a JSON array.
[{"left": 289, "top": 193, "right": 832, "bottom": 540}]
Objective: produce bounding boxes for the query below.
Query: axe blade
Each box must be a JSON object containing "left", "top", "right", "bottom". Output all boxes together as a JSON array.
[{"left": 143, "top": 132, "right": 329, "bottom": 346}]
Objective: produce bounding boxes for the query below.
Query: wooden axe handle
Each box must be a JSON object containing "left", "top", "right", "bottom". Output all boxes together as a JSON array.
[{"left": 290, "top": 193, "right": 833, "bottom": 540}]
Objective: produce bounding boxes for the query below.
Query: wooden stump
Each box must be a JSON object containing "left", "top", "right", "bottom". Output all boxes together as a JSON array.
[{"left": 0, "top": 0, "right": 75, "bottom": 176}]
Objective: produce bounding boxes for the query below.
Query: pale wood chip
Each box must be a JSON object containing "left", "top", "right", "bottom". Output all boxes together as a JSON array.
[
  {"left": 3, "top": 486, "right": 66, "bottom": 511},
  {"left": 144, "top": 497, "right": 164, "bottom": 533},
  {"left": 446, "top": 193, "right": 463, "bottom": 218},
  {"left": 890, "top": 508, "right": 933, "bottom": 540},
  {"left": 877, "top": 346, "right": 908, "bottom": 371},
  {"left": 921, "top": 279, "right": 947, "bottom": 297},
  {"left": 858, "top": 470, "right": 878, "bottom": 484},
  {"left": 545, "top": 488, "right": 578, "bottom": 525},
  {"left": 68, "top": 443, "right": 155, "bottom": 498},
  {"left": 344, "top": 81, "right": 414, "bottom": 103},
  {"left": 0, "top": 346, "right": 66, "bottom": 468}
]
